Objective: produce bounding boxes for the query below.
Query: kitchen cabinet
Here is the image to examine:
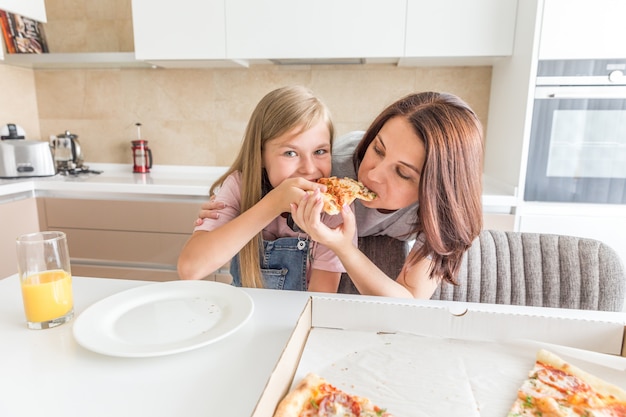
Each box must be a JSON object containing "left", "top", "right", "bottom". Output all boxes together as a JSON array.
[
  {"left": 40, "top": 197, "right": 230, "bottom": 282},
  {"left": 482, "top": 0, "right": 541, "bottom": 197},
  {"left": 3, "top": 0, "right": 520, "bottom": 68},
  {"left": 131, "top": 0, "right": 229, "bottom": 63},
  {"left": 402, "top": 0, "right": 518, "bottom": 61},
  {"left": 0, "top": 196, "right": 40, "bottom": 279},
  {"left": 0, "top": 0, "right": 46, "bottom": 22},
  {"left": 538, "top": 0, "right": 626, "bottom": 60},
  {"left": 225, "top": 0, "right": 406, "bottom": 61}
]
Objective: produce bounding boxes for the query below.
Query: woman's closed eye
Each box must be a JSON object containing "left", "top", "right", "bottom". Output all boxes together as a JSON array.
[{"left": 396, "top": 167, "right": 413, "bottom": 180}]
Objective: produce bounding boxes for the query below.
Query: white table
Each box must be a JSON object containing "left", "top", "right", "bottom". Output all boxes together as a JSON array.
[
  {"left": 0, "top": 275, "right": 312, "bottom": 417},
  {"left": 3, "top": 275, "right": 624, "bottom": 417}
]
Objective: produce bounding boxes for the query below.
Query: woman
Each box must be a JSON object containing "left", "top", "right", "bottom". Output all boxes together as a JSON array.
[{"left": 199, "top": 92, "right": 484, "bottom": 298}]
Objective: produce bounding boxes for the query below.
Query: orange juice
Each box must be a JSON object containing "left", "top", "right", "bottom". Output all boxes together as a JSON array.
[{"left": 20, "top": 270, "right": 73, "bottom": 323}]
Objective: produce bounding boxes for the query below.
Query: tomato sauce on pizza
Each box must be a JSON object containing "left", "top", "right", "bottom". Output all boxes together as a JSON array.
[
  {"left": 316, "top": 177, "right": 377, "bottom": 215},
  {"left": 274, "top": 373, "right": 393, "bottom": 417},
  {"left": 507, "top": 350, "right": 626, "bottom": 417}
]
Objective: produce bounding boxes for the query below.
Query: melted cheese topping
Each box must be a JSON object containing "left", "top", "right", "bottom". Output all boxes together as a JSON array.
[
  {"left": 507, "top": 362, "right": 626, "bottom": 417},
  {"left": 300, "top": 383, "right": 388, "bottom": 417},
  {"left": 317, "top": 177, "right": 376, "bottom": 205}
]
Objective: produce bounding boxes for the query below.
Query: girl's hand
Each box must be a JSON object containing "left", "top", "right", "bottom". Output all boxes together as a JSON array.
[
  {"left": 195, "top": 178, "right": 325, "bottom": 226},
  {"left": 290, "top": 189, "right": 356, "bottom": 251},
  {"left": 266, "top": 177, "right": 325, "bottom": 214}
]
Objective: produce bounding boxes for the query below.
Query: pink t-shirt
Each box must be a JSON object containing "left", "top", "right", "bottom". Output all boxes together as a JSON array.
[{"left": 194, "top": 171, "right": 354, "bottom": 274}]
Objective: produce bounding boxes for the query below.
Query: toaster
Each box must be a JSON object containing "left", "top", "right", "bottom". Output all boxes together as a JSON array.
[{"left": 0, "top": 139, "right": 57, "bottom": 179}]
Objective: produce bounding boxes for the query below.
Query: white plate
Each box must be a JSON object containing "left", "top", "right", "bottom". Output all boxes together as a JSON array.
[{"left": 73, "top": 280, "right": 254, "bottom": 357}]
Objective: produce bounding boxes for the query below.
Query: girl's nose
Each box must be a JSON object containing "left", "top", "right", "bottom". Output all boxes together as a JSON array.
[{"left": 298, "top": 155, "right": 317, "bottom": 174}]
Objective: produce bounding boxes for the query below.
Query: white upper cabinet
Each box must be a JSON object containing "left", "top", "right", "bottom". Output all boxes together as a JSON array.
[
  {"left": 132, "top": 0, "right": 226, "bottom": 61},
  {"left": 539, "top": 0, "right": 626, "bottom": 60},
  {"left": 225, "top": 0, "right": 406, "bottom": 60},
  {"left": 128, "top": 0, "right": 520, "bottom": 66},
  {"left": 404, "top": 0, "right": 517, "bottom": 58},
  {"left": 0, "top": 0, "right": 46, "bottom": 22}
]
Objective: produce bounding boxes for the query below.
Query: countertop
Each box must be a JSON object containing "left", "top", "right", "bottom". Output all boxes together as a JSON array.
[
  {"left": 0, "top": 163, "right": 518, "bottom": 207},
  {"left": 0, "top": 163, "right": 229, "bottom": 202}
]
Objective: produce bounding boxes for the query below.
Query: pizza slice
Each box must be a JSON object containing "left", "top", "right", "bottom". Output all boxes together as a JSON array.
[
  {"left": 273, "top": 373, "right": 393, "bottom": 417},
  {"left": 316, "top": 177, "right": 377, "bottom": 215},
  {"left": 507, "top": 349, "right": 626, "bottom": 417}
]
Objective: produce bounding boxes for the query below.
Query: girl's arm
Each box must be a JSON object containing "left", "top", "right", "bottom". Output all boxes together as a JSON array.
[
  {"left": 178, "top": 195, "right": 279, "bottom": 280},
  {"left": 179, "top": 178, "right": 318, "bottom": 280},
  {"left": 307, "top": 269, "right": 341, "bottom": 293},
  {"left": 291, "top": 190, "right": 438, "bottom": 299}
]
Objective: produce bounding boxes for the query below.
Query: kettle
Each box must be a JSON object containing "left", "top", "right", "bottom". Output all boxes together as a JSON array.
[{"left": 50, "top": 130, "right": 84, "bottom": 170}]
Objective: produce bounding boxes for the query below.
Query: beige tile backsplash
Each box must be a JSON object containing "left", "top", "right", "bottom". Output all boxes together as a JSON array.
[{"left": 1, "top": 0, "right": 492, "bottom": 167}]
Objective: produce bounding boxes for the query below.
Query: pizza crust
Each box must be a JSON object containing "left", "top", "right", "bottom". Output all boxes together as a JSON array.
[
  {"left": 273, "top": 373, "right": 322, "bottom": 417},
  {"left": 536, "top": 349, "right": 626, "bottom": 402},
  {"left": 319, "top": 191, "right": 342, "bottom": 215}
]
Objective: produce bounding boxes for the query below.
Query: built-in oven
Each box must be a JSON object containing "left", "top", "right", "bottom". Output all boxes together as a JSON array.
[{"left": 524, "top": 59, "right": 626, "bottom": 204}]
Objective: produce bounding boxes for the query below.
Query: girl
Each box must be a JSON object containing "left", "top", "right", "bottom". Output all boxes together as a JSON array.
[
  {"left": 177, "top": 86, "right": 351, "bottom": 293},
  {"left": 290, "top": 91, "right": 484, "bottom": 299}
]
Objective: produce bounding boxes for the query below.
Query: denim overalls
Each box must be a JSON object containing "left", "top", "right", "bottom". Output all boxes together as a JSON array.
[{"left": 230, "top": 236, "right": 309, "bottom": 291}]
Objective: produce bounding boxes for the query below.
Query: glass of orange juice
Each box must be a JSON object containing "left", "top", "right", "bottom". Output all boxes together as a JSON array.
[{"left": 16, "top": 231, "right": 74, "bottom": 330}]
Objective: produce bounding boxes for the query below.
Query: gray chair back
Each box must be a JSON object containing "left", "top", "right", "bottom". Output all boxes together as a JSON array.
[
  {"left": 432, "top": 230, "right": 626, "bottom": 312},
  {"left": 338, "top": 235, "right": 407, "bottom": 294}
]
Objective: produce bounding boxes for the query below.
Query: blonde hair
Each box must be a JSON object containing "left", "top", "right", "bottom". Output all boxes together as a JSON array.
[{"left": 210, "top": 86, "right": 334, "bottom": 288}]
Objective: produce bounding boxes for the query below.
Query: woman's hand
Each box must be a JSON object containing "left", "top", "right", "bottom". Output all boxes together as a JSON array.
[
  {"left": 195, "top": 195, "right": 226, "bottom": 226},
  {"left": 290, "top": 189, "right": 356, "bottom": 252}
]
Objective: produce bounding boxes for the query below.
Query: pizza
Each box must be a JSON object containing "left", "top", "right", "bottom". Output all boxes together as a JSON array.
[
  {"left": 316, "top": 177, "right": 377, "bottom": 215},
  {"left": 273, "top": 373, "right": 393, "bottom": 417},
  {"left": 507, "top": 349, "right": 626, "bottom": 417}
]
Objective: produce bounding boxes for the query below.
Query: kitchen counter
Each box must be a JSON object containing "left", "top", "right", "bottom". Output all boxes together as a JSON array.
[
  {"left": 0, "top": 163, "right": 518, "bottom": 208},
  {"left": 0, "top": 163, "right": 229, "bottom": 202}
]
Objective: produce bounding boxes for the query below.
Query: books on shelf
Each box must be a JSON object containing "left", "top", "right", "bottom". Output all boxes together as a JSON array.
[{"left": 0, "top": 9, "right": 49, "bottom": 54}]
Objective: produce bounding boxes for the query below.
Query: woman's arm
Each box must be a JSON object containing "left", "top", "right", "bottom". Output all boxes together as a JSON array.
[
  {"left": 194, "top": 196, "right": 224, "bottom": 225},
  {"left": 291, "top": 190, "right": 438, "bottom": 299},
  {"left": 307, "top": 269, "right": 341, "bottom": 293}
]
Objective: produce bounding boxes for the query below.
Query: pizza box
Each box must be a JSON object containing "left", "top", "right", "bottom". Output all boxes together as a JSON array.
[{"left": 252, "top": 296, "right": 626, "bottom": 417}]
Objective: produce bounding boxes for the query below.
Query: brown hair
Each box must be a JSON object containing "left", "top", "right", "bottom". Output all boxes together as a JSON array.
[
  {"left": 210, "top": 86, "right": 334, "bottom": 288},
  {"left": 354, "top": 92, "right": 483, "bottom": 285}
]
